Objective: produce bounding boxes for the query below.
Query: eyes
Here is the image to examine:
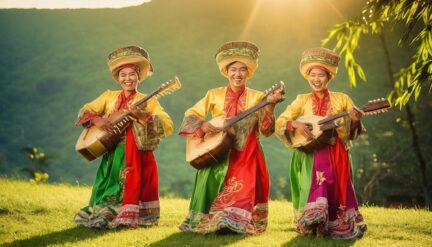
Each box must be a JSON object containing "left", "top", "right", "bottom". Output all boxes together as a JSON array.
[
  {"left": 309, "top": 73, "right": 327, "bottom": 79},
  {"left": 119, "top": 72, "right": 138, "bottom": 78},
  {"left": 228, "top": 67, "right": 248, "bottom": 73}
]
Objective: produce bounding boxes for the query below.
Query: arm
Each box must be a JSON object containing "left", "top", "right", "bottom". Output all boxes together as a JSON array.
[
  {"left": 137, "top": 97, "right": 174, "bottom": 139},
  {"left": 275, "top": 95, "right": 305, "bottom": 145},
  {"left": 343, "top": 94, "right": 366, "bottom": 140},
  {"left": 75, "top": 90, "right": 110, "bottom": 127},
  {"left": 179, "top": 91, "right": 213, "bottom": 137},
  {"left": 257, "top": 87, "right": 285, "bottom": 137}
]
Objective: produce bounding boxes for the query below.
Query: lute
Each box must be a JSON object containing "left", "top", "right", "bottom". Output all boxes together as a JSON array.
[
  {"left": 287, "top": 98, "right": 390, "bottom": 152},
  {"left": 186, "top": 81, "right": 285, "bottom": 169},
  {"left": 76, "top": 77, "right": 182, "bottom": 161}
]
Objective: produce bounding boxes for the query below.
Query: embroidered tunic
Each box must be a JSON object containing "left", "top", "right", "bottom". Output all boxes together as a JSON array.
[
  {"left": 179, "top": 86, "right": 274, "bottom": 234},
  {"left": 275, "top": 90, "right": 367, "bottom": 239},
  {"left": 74, "top": 89, "right": 173, "bottom": 228}
]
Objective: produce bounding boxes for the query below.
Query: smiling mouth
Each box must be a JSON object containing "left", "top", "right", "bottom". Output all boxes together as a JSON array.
[{"left": 123, "top": 82, "right": 134, "bottom": 86}]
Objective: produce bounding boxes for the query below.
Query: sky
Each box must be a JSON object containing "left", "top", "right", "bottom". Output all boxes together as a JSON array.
[{"left": 0, "top": 0, "right": 151, "bottom": 9}]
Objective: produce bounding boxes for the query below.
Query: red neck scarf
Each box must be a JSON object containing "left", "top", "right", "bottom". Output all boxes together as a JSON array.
[
  {"left": 224, "top": 85, "right": 246, "bottom": 118},
  {"left": 312, "top": 89, "right": 330, "bottom": 116},
  {"left": 115, "top": 90, "right": 137, "bottom": 111}
]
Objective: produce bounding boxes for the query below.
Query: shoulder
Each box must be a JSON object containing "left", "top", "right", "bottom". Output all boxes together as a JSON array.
[
  {"left": 208, "top": 87, "right": 226, "bottom": 94},
  {"left": 97, "top": 89, "right": 120, "bottom": 99},
  {"left": 246, "top": 87, "right": 265, "bottom": 97},
  {"left": 206, "top": 87, "right": 226, "bottom": 98},
  {"left": 135, "top": 91, "right": 147, "bottom": 99},
  {"left": 330, "top": 91, "right": 352, "bottom": 100},
  {"left": 294, "top": 93, "right": 311, "bottom": 102}
]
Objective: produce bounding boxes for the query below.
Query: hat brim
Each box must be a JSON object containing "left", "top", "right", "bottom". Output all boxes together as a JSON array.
[
  {"left": 300, "top": 62, "right": 337, "bottom": 81},
  {"left": 217, "top": 56, "right": 257, "bottom": 78},
  {"left": 109, "top": 56, "right": 153, "bottom": 82}
]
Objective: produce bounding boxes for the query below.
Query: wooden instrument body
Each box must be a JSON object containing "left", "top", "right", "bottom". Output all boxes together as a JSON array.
[
  {"left": 185, "top": 81, "right": 285, "bottom": 169},
  {"left": 286, "top": 98, "right": 390, "bottom": 152},
  {"left": 75, "top": 77, "right": 182, "bottom": 161},
  {"left": 186, "top": 116, "right": 235, "bottom": 169},
  {"left": 287, "top": 115, "right": 337, "bottom": 153},
  {"left": 75, "top": 111, "right": 135, "bottom": 161}
]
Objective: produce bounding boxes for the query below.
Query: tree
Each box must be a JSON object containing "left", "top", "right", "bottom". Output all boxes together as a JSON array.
[{"left": 322, "top": 0, "right": 431, "bottom": 209}]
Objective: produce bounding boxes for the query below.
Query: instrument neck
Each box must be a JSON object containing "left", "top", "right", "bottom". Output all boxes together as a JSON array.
[
  {"left": 132, "top": 91, "right": 156, "bottom": 108},
  {"left": 111, "top": 91, "right": 157, "bottom": 128},
  {"left": 223, "top": 99, "right": 269, "bottom": 130},
  {"left": 318, "top": 111, "right": 349, "bottom": 125}
]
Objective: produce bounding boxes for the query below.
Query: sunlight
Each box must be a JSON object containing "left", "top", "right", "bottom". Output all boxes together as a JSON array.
[
  {"left": 239, "top": 0, "right": 345, "bottom": 39},
  {"left": 239, "top": 0, "right": 264, "bottom": 39},
  {"left": 0, "top": 0, "right": 151, "bottom": 9}
]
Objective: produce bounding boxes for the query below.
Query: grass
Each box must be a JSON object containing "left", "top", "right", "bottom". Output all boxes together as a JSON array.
[{"left": 0, "top": 178, "right": 431, "bottom": 247}]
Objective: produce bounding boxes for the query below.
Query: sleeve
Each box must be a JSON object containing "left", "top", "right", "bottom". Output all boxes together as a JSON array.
[
  {"left": 141, "top": 97, "right": 174, "bottom": 138},
  {"left": 342, "top": 94, "right": 366, "bottom": 140},
  {"left": 275, "top": 95, "right": 304, "bottom": 146},
  {"left": 257, "top": 95, "right": 275, "bottom": 137},
  {"left": 179, "top": 91, "right": 213, "bottom": 137},
  {"left": 75, "top": 90, "right": 110, "bottom": 127}
]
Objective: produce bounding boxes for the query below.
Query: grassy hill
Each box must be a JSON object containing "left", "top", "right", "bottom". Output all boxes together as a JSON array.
[
  {"left": 1, "top": 178, "right": 431, "bottom": 246},
  {"left": 0, "top": 0, "right": 431, "bottom": 202}
]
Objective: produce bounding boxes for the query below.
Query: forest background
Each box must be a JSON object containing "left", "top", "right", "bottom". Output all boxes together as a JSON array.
[{"left": 0, "top": 0, "right": 431, "bottom": 206}]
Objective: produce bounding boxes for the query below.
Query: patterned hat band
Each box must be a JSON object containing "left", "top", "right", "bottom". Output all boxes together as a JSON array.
[
  {"left": 108, "top": 47, "right": 150, "bottom": 64},
  {"left": 300, "top": 55, "right": 339, "bottom": 67},
  {"left": 216, "top": 48, "right": 259, "bottom": 62}
]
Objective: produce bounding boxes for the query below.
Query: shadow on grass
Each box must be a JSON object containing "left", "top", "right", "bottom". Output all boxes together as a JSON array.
[
  {"left": 149, "top": 231, "right": 247, "bottom": 247},
  {"left": 282, "top": 235, "right": 357, "bottom": 247},
  {"left": 3, "top": 226, "right": 116, "bottom": 247}
]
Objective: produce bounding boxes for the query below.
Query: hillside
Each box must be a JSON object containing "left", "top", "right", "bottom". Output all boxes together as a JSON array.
[
  {"left": 1, "top": 179, "right": 431, "bottom": 246},
  {"left": 0, "top": 0, "right": 431, "bottom": 202}
]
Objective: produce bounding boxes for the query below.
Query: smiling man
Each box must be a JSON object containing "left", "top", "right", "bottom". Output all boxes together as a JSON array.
[{"left": 178, "top": 41, "right": 284, "bottom": 234}]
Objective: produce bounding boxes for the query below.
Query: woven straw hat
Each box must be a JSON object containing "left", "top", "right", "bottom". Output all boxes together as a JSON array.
[
  {"left": 299, "top": 47, "right": 340, "bottom": 80},
  {"left": 108, "top": 45, "right": 154, "bottom": 82},
  {"left": 215, "top": 41, "right": 259, "bottom": 78}
]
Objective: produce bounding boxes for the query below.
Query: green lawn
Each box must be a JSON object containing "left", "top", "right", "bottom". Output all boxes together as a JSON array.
[{"left": 0, "top": 178, "right": 431, "bottom": 246}]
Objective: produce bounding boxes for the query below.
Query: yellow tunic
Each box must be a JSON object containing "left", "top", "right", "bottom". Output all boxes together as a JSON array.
[
  {"left": 275, "top": 91, "right": 361, "bottom": 148},
  {"left": 77, "top": 90, "right": 173, "bottom": 151},
  {"left": 181, "top": 86, "right": 274, "bottom": 150}
]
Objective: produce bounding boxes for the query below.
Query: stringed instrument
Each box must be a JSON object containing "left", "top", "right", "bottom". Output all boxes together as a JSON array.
[
  {"left": 76, "top": 77, "right": 181, "bottom": 161},
  {"left": 186, "top": 81, "right": 285, "bottom": 169},
  {"left": 286, "top": 98, "right": 390, "bottom": 152}
]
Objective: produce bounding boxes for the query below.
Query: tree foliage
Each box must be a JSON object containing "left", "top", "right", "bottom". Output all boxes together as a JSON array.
[
  {"left": 322, "top": 0, "right": 432, "bottom": 107},
  {"left": 21, "top": 147, "right": 50, "bottom": 184}
]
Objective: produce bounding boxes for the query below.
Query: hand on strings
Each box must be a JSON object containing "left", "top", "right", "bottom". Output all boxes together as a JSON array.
[
  {"left": 129, "top": 105, "right": 148, "bottom": 120},
  {"left": 200, "top": 121, "right": 221, "bottom": 135},
  {"left": 348, "top": 106, "right": 364, "bottom": 122},
  {"left": 292, "top": 120, "right": 314, "bottom": 140},
  {"left": 93, "top": 118, "right": 113, "bottom": 132}
]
